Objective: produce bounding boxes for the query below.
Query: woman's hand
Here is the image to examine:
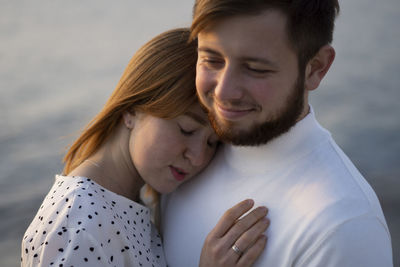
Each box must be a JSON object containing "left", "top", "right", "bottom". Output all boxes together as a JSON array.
[{"left": 199, "top": 199, "right": 269, "bottom": 267}]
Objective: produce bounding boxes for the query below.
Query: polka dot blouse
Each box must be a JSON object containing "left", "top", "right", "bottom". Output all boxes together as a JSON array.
[{"left": 21, "top": 175, "right": 166, "bottom": 267}]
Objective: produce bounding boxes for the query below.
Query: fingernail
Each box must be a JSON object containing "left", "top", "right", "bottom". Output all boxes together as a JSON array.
[
  {"left": 262, "top": 234, "right": 268, "bottom": 242},
  {"left": 263, "top": 218, "right": 270, "bottom": 225},
  {"left": 258, "top": 206, "right": 268, "bottom": 214},
  {"left": 246, "top": 199, "right": 254, "bottom": 205}
]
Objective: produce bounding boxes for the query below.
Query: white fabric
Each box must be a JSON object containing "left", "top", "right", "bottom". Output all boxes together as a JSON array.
[
  {"left": 21, "top": 175, "right": 166, "bottom": 267},
  {"left": 162, "top": 108, "right": 393, "bottom": 267}
]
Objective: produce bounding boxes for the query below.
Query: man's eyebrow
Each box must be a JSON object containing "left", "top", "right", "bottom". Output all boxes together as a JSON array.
[
  {"left": 240, "top": 56, "right": 279, "bottom": 68},
  {"left": 184, "top": 111, "right": 208, "bottom": 126},
  {"left": 198, "top": 47, "right": 278, "bottom": 68}
]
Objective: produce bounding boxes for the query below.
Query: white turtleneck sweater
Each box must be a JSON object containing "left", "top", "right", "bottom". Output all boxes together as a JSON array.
[{"left": 161, "top": 108, "right": 393, "bottom": 267}]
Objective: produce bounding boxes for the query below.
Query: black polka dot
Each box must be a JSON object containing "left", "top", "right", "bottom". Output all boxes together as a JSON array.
[{"left": 21, "top": 176, "right": 166, "bottom": 265}]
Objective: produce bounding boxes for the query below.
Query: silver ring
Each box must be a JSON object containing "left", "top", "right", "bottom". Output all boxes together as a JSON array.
[{"left": 231, "top": 244, "right": 243, "bottom": 256}]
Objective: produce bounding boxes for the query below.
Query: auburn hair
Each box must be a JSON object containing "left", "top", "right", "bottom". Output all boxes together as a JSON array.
[{"left": 63, "top": 28, "right": 197, "bottom": 174}]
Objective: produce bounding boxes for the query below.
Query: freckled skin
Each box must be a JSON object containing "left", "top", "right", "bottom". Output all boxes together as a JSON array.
[{"left": 127, "top": 104, "right": 218, "bottom": 193}]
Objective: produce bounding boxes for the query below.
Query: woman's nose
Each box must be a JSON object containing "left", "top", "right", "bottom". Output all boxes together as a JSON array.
[{"left": 184, "top": 140, "right": 207, "bottom": 167}]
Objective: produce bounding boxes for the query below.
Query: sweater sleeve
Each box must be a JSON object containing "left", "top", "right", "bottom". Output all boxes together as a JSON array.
[
  {"left": 295, "top": 215, "right": 393, "bottom": 267},
  {"left": 24, "top": 227, "right": 110, "bottom": 266}
]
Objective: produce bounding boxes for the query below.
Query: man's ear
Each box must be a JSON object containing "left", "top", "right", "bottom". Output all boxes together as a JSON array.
[
  {"left": 304, "top": 45, "right": 335, "bottom": 91},
  {"left": 122, "top": 111, "right": 135, "bottom": 129}
]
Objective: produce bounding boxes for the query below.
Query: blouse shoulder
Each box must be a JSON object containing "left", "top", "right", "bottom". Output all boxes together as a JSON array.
[{"left": 22, "top": 175, "right": 166, "bottom": 267}]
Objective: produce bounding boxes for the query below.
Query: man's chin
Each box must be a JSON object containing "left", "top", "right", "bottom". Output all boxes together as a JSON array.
[
  {"left": 209, "top": 117, "right": 257, "bottom": 145},
  {"left": 209, "top": 112, "right": 300, "bottom": 146},
  {"left": 204, "top": 74, "right": 305, "bottom": 146}
]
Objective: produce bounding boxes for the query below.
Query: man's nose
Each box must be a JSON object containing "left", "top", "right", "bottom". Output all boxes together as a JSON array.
[{"left": 214, "top": 65, "right": 243, "bottom": 102}]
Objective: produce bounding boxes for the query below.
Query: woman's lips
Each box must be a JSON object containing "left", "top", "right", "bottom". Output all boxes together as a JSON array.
[{"left": 169, "top": 166, "right": 187, "bottom": 182}]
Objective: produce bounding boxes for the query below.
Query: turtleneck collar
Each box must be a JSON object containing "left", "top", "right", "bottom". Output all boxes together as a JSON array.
[{"left": 223, "top": 106, "right": 331, "bottom": 175}]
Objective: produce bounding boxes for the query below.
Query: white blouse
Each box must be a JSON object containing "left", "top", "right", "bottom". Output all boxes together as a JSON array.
[{"left": 21, "top": 175, "right": 166, "bottom": 267}]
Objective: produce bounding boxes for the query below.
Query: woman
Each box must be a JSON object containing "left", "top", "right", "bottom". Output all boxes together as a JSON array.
[{"left": 21, "top": 28, "right": 269, "bottom": 267}]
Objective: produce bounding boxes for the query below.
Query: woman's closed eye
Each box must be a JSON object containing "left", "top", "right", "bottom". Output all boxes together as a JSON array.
[
  {"left": 204, "top": 58, "right": 223, "bottom": 64},
  {"left": 179, "top": 125, "right": 219, "bottom": 148},
  {"left": 199, "top": 56, "right": 224, "bottom": 69},
  {"left": 179, "top": 126, "right": 195, "bottom": 136}
]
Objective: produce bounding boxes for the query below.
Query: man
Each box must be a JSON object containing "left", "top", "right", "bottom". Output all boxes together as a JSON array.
[{"left": 162, "top": 0, "right": 393, "bottom": 266}]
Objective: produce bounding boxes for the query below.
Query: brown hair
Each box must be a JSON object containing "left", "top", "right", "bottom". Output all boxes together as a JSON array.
[
  {"left": 191, "top": 0, "right": 340, "bottom": 70},
  {"left": 63, "top": 28, "right": 197, "bottom": 174}
]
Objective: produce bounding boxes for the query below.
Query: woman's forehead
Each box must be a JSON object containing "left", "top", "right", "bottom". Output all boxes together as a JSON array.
[{"left": 184, "top": 104, "right": 209, "bottom": 125}]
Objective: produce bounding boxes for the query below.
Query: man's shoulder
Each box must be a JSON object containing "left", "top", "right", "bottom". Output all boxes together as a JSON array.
[{"left": 303, "top": 137, "right": 383, "bottom": 212}]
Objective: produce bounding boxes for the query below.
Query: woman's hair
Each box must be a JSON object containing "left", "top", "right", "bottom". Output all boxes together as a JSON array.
[
  {"left": 63, "top": 28, "right": 198, "bottom": 174},
  {"left": 190, "top": 0, "right": 339, "bottom": 71}
]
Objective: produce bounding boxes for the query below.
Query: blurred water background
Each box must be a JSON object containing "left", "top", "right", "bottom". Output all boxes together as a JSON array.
[{"left": 0, "top": 0, "right": 399, "bottom": 266}]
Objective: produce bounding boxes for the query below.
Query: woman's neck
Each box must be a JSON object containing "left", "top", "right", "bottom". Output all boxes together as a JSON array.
[{"left": 68, "top": 123, "right": 144, "bottom": 202}]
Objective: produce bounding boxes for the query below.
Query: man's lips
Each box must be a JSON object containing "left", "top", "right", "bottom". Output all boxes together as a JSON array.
[
  {"left": 215, "top": 103, "right": 255, "bottom": 121},
  {"left": 169, "top": 166, "right": 188, "bottom": 182}
]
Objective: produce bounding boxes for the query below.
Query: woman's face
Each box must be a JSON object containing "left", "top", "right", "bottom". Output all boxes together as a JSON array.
[{"left": 125, "top": 104, "right": 219, "bottom": 194}]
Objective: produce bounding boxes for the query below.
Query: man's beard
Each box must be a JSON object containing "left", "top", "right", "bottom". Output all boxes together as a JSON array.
[{"left": 207, "top": 75, "right": 305, "bottom": 146}]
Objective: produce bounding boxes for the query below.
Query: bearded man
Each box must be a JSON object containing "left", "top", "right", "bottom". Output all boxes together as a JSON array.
[{"left": 162, "top": 1, "right": 393, "bottom": 266}]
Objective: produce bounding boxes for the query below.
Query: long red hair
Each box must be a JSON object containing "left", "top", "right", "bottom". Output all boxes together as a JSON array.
[{"left": 63, "top": 28, "right": 198, "bottom": 174}]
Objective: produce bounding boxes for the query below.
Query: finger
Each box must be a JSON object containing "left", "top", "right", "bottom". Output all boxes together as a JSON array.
[
  {"left": 223, "top": 205, "right": 268, "bottom": 247},
  {"left": 212, "top": 199, "right": 255, "bottom": 237},
  {"left": 237, "top": 235, "right": 268, "bottom": 267},
  {"left": 235, "top": 217, "right": 270, "bottom": 253}
]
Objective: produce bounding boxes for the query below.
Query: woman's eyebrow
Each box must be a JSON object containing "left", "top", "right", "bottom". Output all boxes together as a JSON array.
[
  {"left": 184, "top": 111, "right": 208, "bottom": 126},
  {"left": 197, "top": 47, "right": 221, "bottom": 56}
]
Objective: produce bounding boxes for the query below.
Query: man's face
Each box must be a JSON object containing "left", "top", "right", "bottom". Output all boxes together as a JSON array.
[{"left": 196, "top": 9, "right": 309, "bottom": 145}]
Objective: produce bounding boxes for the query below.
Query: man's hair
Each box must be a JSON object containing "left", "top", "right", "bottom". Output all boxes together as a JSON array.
[{"left": 191, "top": 0, "right": 340, "bottom": 70}]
